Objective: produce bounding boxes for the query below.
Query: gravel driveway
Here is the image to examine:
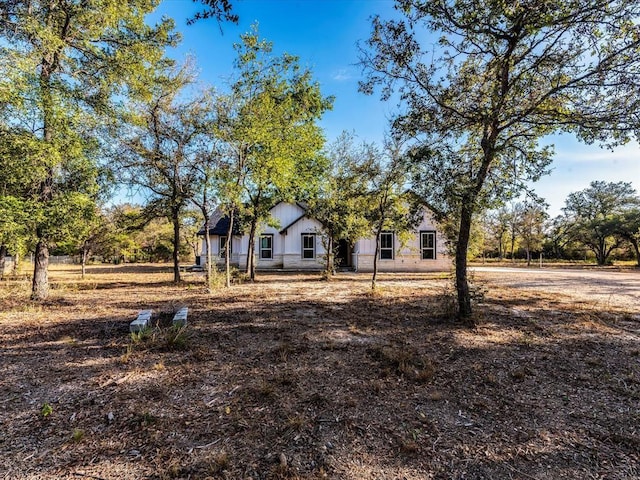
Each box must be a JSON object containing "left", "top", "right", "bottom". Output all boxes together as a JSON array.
[{"left": 470, "top": 266, "right": 640, "bottom": 311}]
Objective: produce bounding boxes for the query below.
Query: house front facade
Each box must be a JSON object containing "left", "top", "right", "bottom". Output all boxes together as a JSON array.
[
  {"left": 198, "top": 202, "right": 451, "bottom": 272},
  {"left": 238, "top": 202, "right": 327, "bottom": 270},
  {"left": 199, "top": 202, "right": 327, "bottom": 271}
]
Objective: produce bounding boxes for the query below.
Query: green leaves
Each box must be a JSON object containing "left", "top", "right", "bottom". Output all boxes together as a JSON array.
[
  {"left": 0, "top": 0, "right": 176, "bottom": 297},
  {"left": 40, "top": 403, "right": 53, "bottom": 418},
  {"left": 214, "top": 26, "right": 332, "bottom": 277},
  {"left": 0, "top": 195, "right": 30, "bottom": 254},
  {"left": 229, "top": 27, "right": 332, "bottom": 199},
  {"left": 562, "top": 181, "right": 640, "bottom": 265},
  {"left": 361, "top": 0, "right": 640, "bottom": 317},
  {"left": 308, "top": 133, "right": 376, "bottom": 245}
]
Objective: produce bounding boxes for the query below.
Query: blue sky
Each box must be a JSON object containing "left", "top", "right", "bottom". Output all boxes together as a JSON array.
[{"left": 151, "top": 0, "right": 639, "bottom": 217}]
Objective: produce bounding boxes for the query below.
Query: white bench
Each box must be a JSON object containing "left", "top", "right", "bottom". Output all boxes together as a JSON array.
[
  {"left": 172, "top": 307, "right": 188, "bottom": 327},
  {"left": 130, "top": 309, "right": 152, "bottom": 333}
]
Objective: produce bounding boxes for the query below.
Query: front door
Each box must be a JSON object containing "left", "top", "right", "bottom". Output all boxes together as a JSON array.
[{"left": 336, "top": 239, "right": 352, "bottom": 268}]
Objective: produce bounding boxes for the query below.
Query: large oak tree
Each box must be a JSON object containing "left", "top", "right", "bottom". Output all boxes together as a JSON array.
[
  {"left": 360, "top": 0, "right": 640, "bottom": 321},
  {"left": 0, "top": 0, "right": 175, "bottom": 299},
  {"left": 563, "top": 181, "right": 639, "bottom": 265}
]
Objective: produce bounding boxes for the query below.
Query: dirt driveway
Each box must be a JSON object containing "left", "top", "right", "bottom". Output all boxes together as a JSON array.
[{"left": 471, "top": 266, "right": 640, "bottom": 311}]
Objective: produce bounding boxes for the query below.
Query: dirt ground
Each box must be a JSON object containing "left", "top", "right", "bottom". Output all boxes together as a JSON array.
[
  {"left": 0, "top": 264, "right": 638, "bottom": 480},
  {"left": 471, "top": 266, "right": 640, "bottom": 310}
]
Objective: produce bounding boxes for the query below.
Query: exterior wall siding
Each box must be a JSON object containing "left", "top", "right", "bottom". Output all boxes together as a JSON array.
[
  {"left": 353, "top": 211, "right": 450, "bottom": 272},
  {"left": 355, "top": 253, "right": 451, "bottom": 272},
  {"left": 270, "top": 202, "right": 306, "bottom": 229},
  {"left": 252, "top": 210, "right": 326, "bottom": 270},
  {"left": 200, "top": 235, "right": 241, "bottom": 267}
]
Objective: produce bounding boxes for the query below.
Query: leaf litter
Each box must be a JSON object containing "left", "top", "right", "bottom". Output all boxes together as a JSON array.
[{"left": 0, "top": 264, "right": 638, "bottom": 479}]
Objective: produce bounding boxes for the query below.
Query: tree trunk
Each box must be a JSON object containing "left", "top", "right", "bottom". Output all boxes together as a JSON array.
[
  {"left": 372, "top": 226, "right": 382, "bottom": 291},
  {"left": 225, "top": 210, "right": 234, "bottom": 288},
  {"left": 172, "top": 209, "right": 181, "bottom": 283},
  {"left": 632, "top": 240, "right": 640, "bottom": 267},
  {"left": 455, "top": 203, "right": 474, "bottom": 323},
  {"left": 204, "top": 228, "right": 212, "bottom": 292},
  {"left": 32, "top": 63, "right": 54, "bottom": 300},
  {"left": 526, "top": 248, "right": 531, "bottom": 267},
  {"left": 325, "top": 235, "right": 334, "bottom": 278},
  {"left": 595, "top": 238, "right": 606, "bottom": 266},
  {"left": 81, "top": 244, "right": 89, "bottom": 279},
  {"left": 246, "top": 215, "right": 257, "bottom": 281},
  {"left": 201, "top": 213, "right": 211, "bottom": 292},
  {"left": 510, "top": 231, "right": 516, "bottom": 262},
  {"left": 31, "top": 239, "right": 49, "bottom": 301},
  {"left": 0, "top": 245, "right": 6, "bottom": 277}
]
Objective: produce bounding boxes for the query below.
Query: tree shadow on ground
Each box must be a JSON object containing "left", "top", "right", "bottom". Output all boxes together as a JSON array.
[{"left": 0, "top": 276, "right": 638, "bottom": 479}]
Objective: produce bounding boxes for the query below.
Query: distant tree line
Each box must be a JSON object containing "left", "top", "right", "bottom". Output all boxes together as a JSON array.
[
  {"left": 478, "top": 181, "right": 640, "bottom": 266},
  {"left": 50, "top": 180, "right": 638, "bottom": 273}
]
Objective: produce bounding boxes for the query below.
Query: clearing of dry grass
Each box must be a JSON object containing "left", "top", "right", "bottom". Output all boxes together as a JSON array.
[{"left": 0, "top": 264, "right": 638, "bottom": 480}]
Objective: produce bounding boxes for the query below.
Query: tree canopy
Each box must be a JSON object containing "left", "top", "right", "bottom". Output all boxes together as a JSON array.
[
  {"left": 306, "top": 132, "right": 375, "bottom": 276},
  {"left": 0, "top": 0, "right": 176, "bottom": 298},
  {"left": 117, "top": 64, "right": 214, "bottom": 283},
  {"left": 360, "top": 0, "right": 640, "bottom": 321},
  {"left": 562, "top": 181, "right": 639, "bottom": 265},
  {"left": 219, "top": 27, "right": 333, "bottom": 280}
]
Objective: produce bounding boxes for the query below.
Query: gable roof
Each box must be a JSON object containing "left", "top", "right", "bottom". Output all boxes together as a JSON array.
[
  {"left": 198, "top": 202, "right": 319, "bottom": 237},
  {"left": 277, "top": 202, "right": 325, "bottom": 234},
  {"left": 197, "top": 208, "right": 242, "bottom": 236}
]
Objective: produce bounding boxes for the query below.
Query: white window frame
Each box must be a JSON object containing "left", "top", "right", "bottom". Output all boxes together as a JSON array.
[
  {"left": 301, "top": 233, "right": 316, "bottom": 259},
  {"left": 379, "top": 231, "right": 394, "bottom": 260},
  {"left": 259, "top": 234, "right": 273, "bottom": 260},
  {"left": 421, "top": 231, "right": 436, "bottom": 260}
]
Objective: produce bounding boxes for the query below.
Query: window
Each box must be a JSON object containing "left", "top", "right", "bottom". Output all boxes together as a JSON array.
[
  {"left": 421, "top": 231, "right": 436, "bottom": 260},
  {"left": 219, "top": 236, "right": 231, "bottom": 258},
  {"left": 260, "top": 234, "right": 273, "bottom": 259},
  {"left": 301, "top": 233, "right": 316, "bottom": 259},
  {"left": 380, "top": 232, "right": 394, "bottom": 260}
]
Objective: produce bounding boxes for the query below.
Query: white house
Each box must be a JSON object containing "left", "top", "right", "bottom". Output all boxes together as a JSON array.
[{"left": 198, "top": 202, "right": 451, "bottom": 272}]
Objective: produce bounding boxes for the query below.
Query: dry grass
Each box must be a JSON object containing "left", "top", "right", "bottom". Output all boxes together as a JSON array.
[{"left": 0, "top": 263, "right": 638, "bottom": 479}]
